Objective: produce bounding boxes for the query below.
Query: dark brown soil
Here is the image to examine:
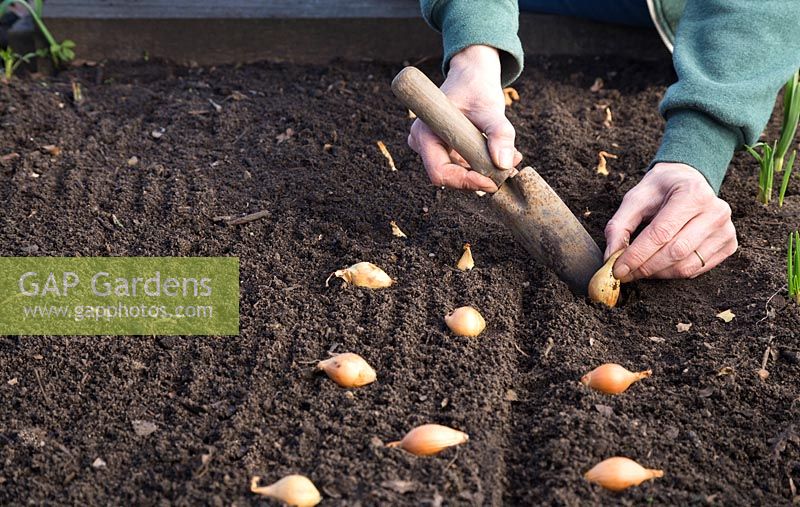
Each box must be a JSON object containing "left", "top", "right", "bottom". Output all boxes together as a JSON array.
[{"left": 0, "top": 56, "right": 798, "bottom": 506}]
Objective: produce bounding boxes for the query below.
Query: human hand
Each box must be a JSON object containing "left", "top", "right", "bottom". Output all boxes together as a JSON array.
[
  {"left": 604, "top": 162, "right": 738, "bottom": 282},
  {"left": 407, "top": 45, "right": 522, "bottom": 192}
]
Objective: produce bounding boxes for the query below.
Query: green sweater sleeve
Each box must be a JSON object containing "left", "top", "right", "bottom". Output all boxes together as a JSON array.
[
  {"left": 652, "top": 0, "right": 800, "bottom": 193},
  {"left": 419, "top": 0, "right": 523, "bottom": 86}
]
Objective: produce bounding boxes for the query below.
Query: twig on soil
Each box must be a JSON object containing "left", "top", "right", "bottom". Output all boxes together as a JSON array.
[
  {"left": 513, "top": 341, "right": 530, "bottom": 358},
  {"left": 542, "top": 337, "right": 554, "bottom": 358},
  {"left": 377, "top": 141, "right": 397, "bottom": 171},
  {"left": 445, "top": 447, "right": 460, "bottom": 469},
  {"left": 761, "top": 344, "right": 773, "bottom": 370},
  {"left": 758, "top": 285, "right": 787, "bottom": 323},
  {"left": 33, "top": 368, "right": 51, "bottom": 406},
  {"left": 215, "top": 210, "right": 270, "bottom": 226}
]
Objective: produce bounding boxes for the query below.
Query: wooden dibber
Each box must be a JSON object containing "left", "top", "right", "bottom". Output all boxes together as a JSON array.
[{"left": 392, "top": 67, "right": 603, "bottom": 294}]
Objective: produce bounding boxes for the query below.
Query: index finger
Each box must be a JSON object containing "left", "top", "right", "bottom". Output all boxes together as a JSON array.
[{"left": 614, "top": 204, "right": 701, "bottom": 280}]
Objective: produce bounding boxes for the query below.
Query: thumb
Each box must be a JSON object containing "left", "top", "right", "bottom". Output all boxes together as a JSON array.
[{"left": 481, "top": 115, "right": 516, "bottom": 170}]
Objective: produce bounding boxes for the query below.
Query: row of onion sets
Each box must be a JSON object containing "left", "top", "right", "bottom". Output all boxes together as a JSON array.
[{"left": 252, "top": 245, "right": 659, "bottom": 506}]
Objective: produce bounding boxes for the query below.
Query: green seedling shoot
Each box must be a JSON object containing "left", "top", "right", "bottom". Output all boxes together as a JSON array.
[
  {"left": 744, "top": 141, "right": 775, "bottom": 205},
  {"left": 778, "top": 149, "right": 796, "bottom": 207},
  {"left": 775, "top": 70, "right": 800, "bottom": 174},
  {"left": 0, "top": 46, "right": 46, "bottom": 79},
  {"left": 789, "top": 230, "right": 800, "bottom": 304},
  {"left": 0, "top": 0, "right": 75, "bottom": 66}
]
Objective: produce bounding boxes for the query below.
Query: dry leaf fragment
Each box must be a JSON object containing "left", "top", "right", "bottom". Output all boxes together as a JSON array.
[
  {"left": 758, "top": 368, "right": 770, "bottom": 381},
  {"left": 276, "top": 128, "right": 294, "bottom": 144},
  {"left": 676, "top": 322, "right": 692, "bottom": 333},
  {"left": 92, "top": 457, "right": 107, "bottom": 468},
  {"left": 717, "top": 366, "right": 734, "bottom": 376},
  {"left": 504, "top": 389, "right": 519, "bottom": 402},
  {"left": 407, "top": 109, "right": 417, "bottom": 119},
  {"left": 127, "top": 156, "right": 139, "bottom": 167},
  {"left": 390, "top": 221, "right": 407, "bottom": 238},
  {"left": 42, "top": 145, "right": 61, "bottom": 157},
  {"left": 323, "top": 143, "right": 333, "bottom": 152},
  {"left": 716, "top": 309, "right": 735, "bottom": 323},
  {"left": 377, "top": 141, "right": 397, "bottom": 171},
  {"left": 596, "top": 151, "right": 618, "bottom": 176},
  {"left": 1, "top": 152, "right": 20, "bottom": 163},
  {"left": 590, "top": 78, "right": 604, "bottom": 92},
  {"left": 603, "top": 107, "right": 613, "bottom": 128},
  {"left": 503, "top": 87, "right": 520, "bottom": 106},
  {"left": 648, "top": 336, "right": 665, "bottom": 343}
]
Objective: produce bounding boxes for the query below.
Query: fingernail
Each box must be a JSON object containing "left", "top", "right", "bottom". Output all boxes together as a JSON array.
[
  {"left": 613, "top": 263, "right": 630, "bottom": 280},
  {"left": 498, "top": 148, "right": 514, "bottom": 169},
  {"left": 619, "top": 274, "right": 634, "bottom": 284}
]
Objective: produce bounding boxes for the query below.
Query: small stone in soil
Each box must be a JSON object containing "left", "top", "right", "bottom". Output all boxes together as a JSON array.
[
  {"left": 92, "top": 458, "right": 107, "bottom": 468},
  {"left": 698, "top": 386, "right": 714, "bottom": 398},
  {"left": 131, "top": 420, "right": 158, "bottom": 437},
  {"left": 594, "top": 404, "right": 613, "bottom": 417},
  {"left": 381, "top": 480, "right": 416, "bottom": 494}
]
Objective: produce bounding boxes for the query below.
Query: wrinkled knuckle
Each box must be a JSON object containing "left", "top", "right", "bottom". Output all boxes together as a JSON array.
[
  {"left": 637, "top": 263, "right": 657, "bottom": 278},
  {"left": 624, "top": 249, "right": 648, "bottom": 268},
  {"left": 717, "top": 200, "right": 732, "bottom": 220},
  {"left": 647, "top": 222, "right": 675, "bottom": 246},
  {"left": 488, "top": 119, "right": 516, "bottom": 141},
  {"left": 604, "top": 220, "right": 620, "bottom": 236},
  {"left": 669, "top": 238, "right": 693, "bottom": 261},
  {"left": 621, "top": 189, "right": 640, "bottom": 204}
]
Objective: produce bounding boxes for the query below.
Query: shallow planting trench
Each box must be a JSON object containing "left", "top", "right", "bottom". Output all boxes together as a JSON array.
[{"left": 0, "top": 56, "right": 798, "bottom": 505}]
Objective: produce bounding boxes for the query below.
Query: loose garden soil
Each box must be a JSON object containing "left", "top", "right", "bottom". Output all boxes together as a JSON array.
[{"left": 0, "top": 55, "right": 798, "bottom": 506}]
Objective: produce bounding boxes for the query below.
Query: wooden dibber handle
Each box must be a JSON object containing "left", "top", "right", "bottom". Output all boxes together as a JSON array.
[{"left": 391, "top": 66, "right": 510, "bottom": 190}]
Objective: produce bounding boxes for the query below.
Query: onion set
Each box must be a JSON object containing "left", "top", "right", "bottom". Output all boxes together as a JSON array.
[
  {"left": 581, "top": 363, "right": 651, "bottom": 394},
  {"left": 250, "top": 475, "right": 321, "bottom": 507},
  {"left": 387, "top": 424, "right": 469, "bottom": 456},
  {"left": 585, "top": 457, "right": 663, "bottom": 491},
  {"left": 456, "top": 243, "right": 474, "bottom": 271},
  {"left": 444, "top": 306, "right": 485, "bottom": 337},
  {"left": 317, "top": 353, "right": 376, "bottom": 388},
  {"left": 588, "top": 250, "right": 624, "bottom": 308},
  {"left": 326, "top": 262, "right": 393, "bottom": 289}
]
